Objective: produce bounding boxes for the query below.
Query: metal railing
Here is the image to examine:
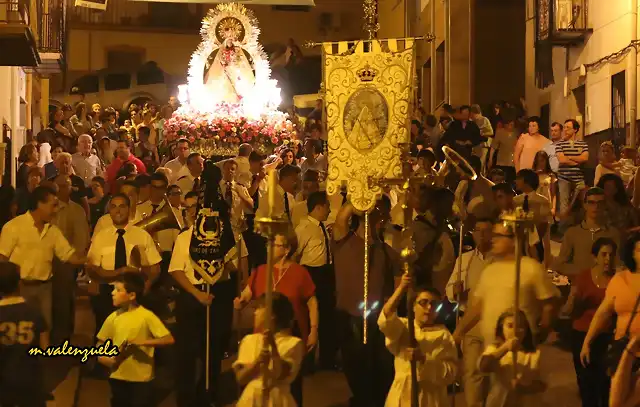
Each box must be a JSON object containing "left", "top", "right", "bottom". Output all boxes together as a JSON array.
[
  {"left": 553, "top": 0, "right": 588, "bottom": 32},
  {"left": 66, "top": 1, "right": 202, "bottom": 31},
  {"left": 0, "top": 0, "right": 30, "bottom": 25},
  {"left": 38, "top": 11, "right": 64, "bottom": 53}
]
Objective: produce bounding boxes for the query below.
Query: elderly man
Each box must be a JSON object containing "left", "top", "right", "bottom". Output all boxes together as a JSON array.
[
  {"left": 50, "top": 151, "right": 89, "bottom": 214},
  {"left": 50, "top": 175, "right": 90, "bottom": 343},
  {"left": 72, "top": 134, "right": 104, "bottom": 187}
]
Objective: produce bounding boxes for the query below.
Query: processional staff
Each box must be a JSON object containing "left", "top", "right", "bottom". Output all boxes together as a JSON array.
[
  {"left": 370, "top": 144, "right": 477, "bottom": 407},
  {"left": 499, "top": 208, "right": 534, "bottom": 380},
  {"left": 254, "top": 168, "right": 289, "bottom": 405}
]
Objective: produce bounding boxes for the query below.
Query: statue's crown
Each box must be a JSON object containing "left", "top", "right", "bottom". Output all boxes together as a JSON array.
[{"left": 357, "top": 64, "right": 377, "bottom": 82}]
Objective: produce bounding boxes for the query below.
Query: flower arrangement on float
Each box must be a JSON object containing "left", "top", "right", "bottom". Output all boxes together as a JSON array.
[{"left": 163, "top": 3, "right": 295, "bottom": 156}]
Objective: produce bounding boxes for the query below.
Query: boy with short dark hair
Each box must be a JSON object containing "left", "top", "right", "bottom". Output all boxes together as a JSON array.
[
  {"left": 97, "top": 271, "right": 174, "bottom": 407},
  {"left": 0, "top": 262, "right": 48, "bottom": 407}
]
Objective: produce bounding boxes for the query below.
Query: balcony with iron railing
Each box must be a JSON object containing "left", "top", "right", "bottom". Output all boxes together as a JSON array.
[
  {"left": 0, "top": 0, "right": 40, "bottom": 66},
  {"left": 36, "top": 6, "right": 66, "bottom": 73},
  {"left": 549, "top": 0, "right": 592, "bottom": 46},
  {"left": 66, "top": 1, "right": 203, "bottom": 33}
]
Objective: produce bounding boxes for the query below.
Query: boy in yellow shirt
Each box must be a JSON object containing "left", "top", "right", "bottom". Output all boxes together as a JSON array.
[{"left": 97, "top": 272, "right": 174, "bottom": 407}]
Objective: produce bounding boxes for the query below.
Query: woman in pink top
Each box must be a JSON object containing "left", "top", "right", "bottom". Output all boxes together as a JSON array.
[{"left": 514, "top": 116, "right": 552, "bottom": 171}]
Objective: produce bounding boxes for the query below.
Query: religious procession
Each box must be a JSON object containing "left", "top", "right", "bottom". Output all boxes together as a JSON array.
[{"left": 0, "top": 0, "right": 638, "bottom": 406}]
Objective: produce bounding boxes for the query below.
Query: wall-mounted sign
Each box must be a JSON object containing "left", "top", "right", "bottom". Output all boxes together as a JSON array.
[
  {"left": 129, "top": 0, "right": 314, "bottom": 5},
  {"left": 75, "top": 0, "right": 108, "bottom": 11}
]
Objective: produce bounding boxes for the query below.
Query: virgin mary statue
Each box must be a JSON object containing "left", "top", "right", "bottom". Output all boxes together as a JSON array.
[{"left": 204, "top": 26, "right": 255, "bottom": 104}]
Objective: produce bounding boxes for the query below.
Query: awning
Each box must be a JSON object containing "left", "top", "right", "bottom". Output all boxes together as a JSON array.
[{"left": 129, "top": 0, "right": 315, "bottom": 5}]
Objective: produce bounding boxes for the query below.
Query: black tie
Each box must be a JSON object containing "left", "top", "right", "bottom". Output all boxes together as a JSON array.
[
  {"left": 193, "top": 177, "right": 200, "bottom": 192},
  {"left": 320, "top": 221, "right": 331, "bottom": 265},
  {"left": 115, "top": 229, "right": 127, "bottom": 270},
  {"left": 252, "top": 175, "right": 259, "bottom": 212},
  {"left": 340, "top": 191, "right": 347, "bottom": 206},
  {"left": 151, "top": 204, "right": 159, "bottom": 214},
  {"left": 523, "top": 195, "right": 530, "bottom": 212},
  {"left": 284, "top": 192, "right": 291, "bottom": 221},
  {"left": 225, "top": 182, "right": 233, "bottom": 208}
]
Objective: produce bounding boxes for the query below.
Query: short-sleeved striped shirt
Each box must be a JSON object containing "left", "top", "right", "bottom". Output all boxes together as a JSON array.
[{"left": 557, "top": 139, "right": 588, "bottom": 182}]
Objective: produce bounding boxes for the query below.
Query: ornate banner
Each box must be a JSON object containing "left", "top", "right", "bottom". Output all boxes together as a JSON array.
[{"left": 324, "top": 39, "right": 416, "bottom": 212}]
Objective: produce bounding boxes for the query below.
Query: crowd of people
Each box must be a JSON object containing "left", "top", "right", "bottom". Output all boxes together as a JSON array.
[{"left": 2, "top": 96, "right": 640, "bottom": 407}]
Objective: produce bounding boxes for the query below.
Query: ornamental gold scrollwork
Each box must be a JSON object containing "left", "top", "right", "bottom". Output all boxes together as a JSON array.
[{"left": 325, "top": 41, "right": 415, "bottom": 212}]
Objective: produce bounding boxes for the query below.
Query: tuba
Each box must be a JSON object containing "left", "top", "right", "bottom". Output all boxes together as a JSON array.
[{"left": 135, "top": 197, "right": 184, "bottom": 234}]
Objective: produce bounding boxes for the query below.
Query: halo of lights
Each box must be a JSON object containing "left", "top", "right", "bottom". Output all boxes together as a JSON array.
[{"left": 164, "top": 3, "right": 292, "bottom": 150}]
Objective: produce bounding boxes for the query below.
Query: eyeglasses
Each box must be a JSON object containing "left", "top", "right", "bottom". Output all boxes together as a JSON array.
[
  {"left": 492, "top": 232, "right": 514, "bottom": 239},
  {"left": 416, "top": 299, "right": 440, "bottom": 308},
  {"left": 151, "top": 184, "right": 167, "bottom": 189},
  {"left": 585, "top": 200, "right": 605, "bottom": 206},
  {"left": 184, "top": 204, "right": 197, "bottom": 210},
  {"left": 167, "top": 191, "right": 182, "bottom": 196}
]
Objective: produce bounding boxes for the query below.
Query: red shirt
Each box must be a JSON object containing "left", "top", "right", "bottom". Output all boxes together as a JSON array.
[
  {"left": 572, "top": 268, "right": 609, "bottom": 332},
  {"left": 105, "top": 154, "right": 147, "bottom": 193},
  {"left": 248, "top": 263, "right": 316, "bottom": 341}
]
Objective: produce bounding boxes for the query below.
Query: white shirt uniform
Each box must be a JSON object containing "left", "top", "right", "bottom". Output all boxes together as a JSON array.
[
  {"left": 176, "top": 173, "right": 200, "bottom": 199},
  {"left": 169, "top": 226, "right": 245, "bottom": 285},
  {"left": 514, "top": 191, "right": 552, "bottom": 223},
  {"left": 291, "top": 200, "right": 308, "bottom": 229},
  {"left": 88, "top": 224, "right": 162, "bottom": 277},
  {"left": 93, "top": 207, "right": 145, "bottom": 238},
  {"left": 256, "top": 184, "right": 295, "bottom": 223},
  {"left": 295, "top": 215, "right": 331, "bottom": 267},
  {"left": 220, "top": 179, "right": 253, "bottom": 239},
  {"left": 165, "top": 158, "right": 189, "bottom": 185},
  {"left": 0, "top": 212, "right": 75, "bottom": 281},
  {"left": 446, "top": 250, "right": 492, "bottom": 312},
  {"left": 245, "top": 176, "right": 267, "bottom": 216},
  {"left": 137, "top": 200, "right": 183, "bottom": 253},
  {"left": 217, "top": 156, "right": 252, "bottom": 188}
]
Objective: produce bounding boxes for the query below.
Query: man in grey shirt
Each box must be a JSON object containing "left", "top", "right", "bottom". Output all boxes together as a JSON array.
[
  {"left": 543, "top": 121, "right": 563, "bottom": 173},
  {"left": 552, "top": 187, "right": 621, "bottom": 276}
]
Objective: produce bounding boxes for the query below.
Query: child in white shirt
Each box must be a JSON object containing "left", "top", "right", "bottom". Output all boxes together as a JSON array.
[
  {"left": 478, "top": 309, "right": 546, "bottom": 407},
  {"left": 97, "top": 272, "right": 174, "bottom": 407},
  {"left": 378, "top": 273, "right": 458, "bottom": 407},
  {"left": 233, "top": 292, "right": 304, "bottom": 407}
]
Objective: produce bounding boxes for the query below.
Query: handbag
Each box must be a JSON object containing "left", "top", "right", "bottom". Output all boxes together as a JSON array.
[{"left": 605, "top": 293, "right": 640, "bottom": 376}]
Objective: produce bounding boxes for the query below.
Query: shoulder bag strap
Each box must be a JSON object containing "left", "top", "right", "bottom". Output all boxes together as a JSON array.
[{"left": 624, "top": 293, "right": 640, "bottom": 337}]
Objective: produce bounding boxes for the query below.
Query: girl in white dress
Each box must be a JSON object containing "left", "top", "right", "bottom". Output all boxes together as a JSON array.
[
  {"left": 479, "top": 309, "right": 546, "bottom": 407},
  {"left": 233, "top": 292, "right": 304, "bottom": 407},
  {"left": 378, "top": 273, "right": 458, "bottom": 407}
]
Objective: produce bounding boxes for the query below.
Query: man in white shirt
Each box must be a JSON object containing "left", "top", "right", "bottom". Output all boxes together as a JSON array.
[
  {"left": 292, "top": 170, "right": 320, "bottom": 228},
  {"left": 256, "top": 164, "right": 300, "bottom": 222},
  {"left": 94, "top": 180, "right": 145, "bottom": 236},
  {"left": 86, "top": 192, "right": 162, "bottom": 338},
  {"left": 300, "top": 139, "right": 328, "bottom": 181},
  {"left": 218, "top": 143, "right": 253, "bottom": 187},
  {"left": 446, "top": 218, "right": 493, "bottom": 407},
  {"left": 72, "top": 134, "right": 104, "bottom": 187},
  {"left": 169, "top": 187, "right": 241, "bottom": 407},
  {"left": 220, "top": 160, "right": 254, "bottom": 240},
  {"left": 138, "top": 173, "right": 183, "bottom": 271},
  {"left": 543, "top": 121, "right": 563, "bottom": 173},
  {"left": 453, "top": 222, "right": 560, "bottom": 347},
  {"left": 176, "top": 153, "right": 204, "bottom": 199},
  {"left": 165, "top": 138, "right": 191, "bottom": 184},
  {"left": 51, "top": 175, "right": 91, "bottom": 343},
  {"left": 0, "top": 185, "right": 86, "bottom": 329},
  {"left": 295, "top": 191, "right": 336, "bottom": 369},
  {"left": 514, "top": 169, "right": 552, "bottom": 263}
]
